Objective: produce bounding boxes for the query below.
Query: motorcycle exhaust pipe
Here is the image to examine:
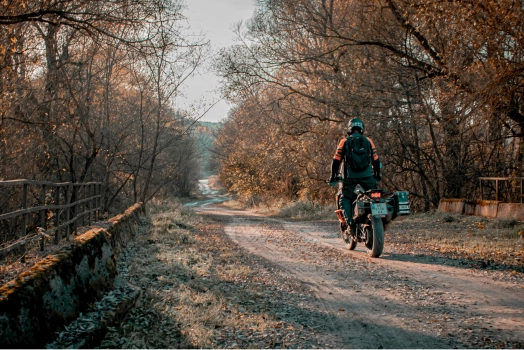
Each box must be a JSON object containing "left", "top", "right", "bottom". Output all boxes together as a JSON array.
[{"left": 334, "top": 209, "right": 346, "bottom": 224}]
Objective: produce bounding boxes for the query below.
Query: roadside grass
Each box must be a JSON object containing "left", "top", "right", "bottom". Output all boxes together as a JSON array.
[
  {"left": 273, "top": 200, "right": 336, "bottom": 221},
  {"left": 218, "top": 198, "right": 245, "bottom": 210},
  {"left": 100, "top": 199, "right": 314, "bottom": 349},
  {"left": 220, "top": 199, "right": 337, "bottom": 221},
  {"left": 220, "top": 198, "right": 336, "bottom": 221},
  {"left": 390, "top": 212, "right": 524, "bottom": 269}
]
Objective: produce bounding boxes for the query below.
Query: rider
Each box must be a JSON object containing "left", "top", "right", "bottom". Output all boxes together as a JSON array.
[{"left": 329, "top": 118, "right": 382, "bottom": 232}]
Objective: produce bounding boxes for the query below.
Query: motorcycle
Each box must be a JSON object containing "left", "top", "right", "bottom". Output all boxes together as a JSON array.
[{"left": 329, "top": 177, "right": 411, "bottom": 258}]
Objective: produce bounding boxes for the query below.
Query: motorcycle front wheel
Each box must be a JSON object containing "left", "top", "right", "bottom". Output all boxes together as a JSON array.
[
  {"left": 342, "top": 225, "right": 357, "bottom": 250},
  {"left": 365, "top": 216, "right": 384, "bottom": 258}
]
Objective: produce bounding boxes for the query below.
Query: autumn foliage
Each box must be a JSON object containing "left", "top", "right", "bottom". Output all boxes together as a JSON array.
[
  {"left": 0, "top": 0, "right": 207, "bottom": 212},
  {"left": 216, "top": 0, "right": 524, "bottom": 211}
]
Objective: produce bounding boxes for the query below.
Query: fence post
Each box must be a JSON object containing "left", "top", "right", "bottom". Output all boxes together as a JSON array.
[
  {"left": 496, "top": 179, "right": 499, "bottom": 202},
  {"left": 65, "top": 185, "right": 70, "bottom": 241},
  {"left": 479, "top": 180, "right": 483, "bottom": 201},
  {"left": 98, "top": 183, "right": 102, "bottom": 220},
  {"left": 40, "top": 184, "right": 46, "bottom": 251},
  {"left": 74, "top": 184, "right": 79, "bottom": 235},
  {"left": 91, "top": 183, "right": 96, "bottom": 222},
  {"left": 81, "top": 184, "right": 85, "bottom": 227},
  {"left": 92, "top": 183, "right": 96, "bottom": 222},
  {"left": 87, "top": 184, "right": 92, "bottom": 226},
  {"left": 91, "top": 183, "right": 95, "bottom": 224},
  {"left": 99, "top": 183, "right": 102, "bottom": 220},
  {"left": 21, "top": 183, "right": 28, "bottom": 238},
  {"left": 54, "top": 186, "right": 60, "bottom": 245},
  {"left": 79, "top": 184, "right": 82, "bottom": 227},
  {"left": 94, "top": 183, "right": 99, "bottom": 222}
]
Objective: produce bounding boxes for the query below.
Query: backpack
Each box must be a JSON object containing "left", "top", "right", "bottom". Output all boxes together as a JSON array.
[{"left": 345, "top": 133, "right": 371, "bottom": 172}]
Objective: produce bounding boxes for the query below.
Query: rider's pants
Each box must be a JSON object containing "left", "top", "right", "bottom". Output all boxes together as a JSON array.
[{"left": 339, "top": 176, "right": 377, "bottom": 224}]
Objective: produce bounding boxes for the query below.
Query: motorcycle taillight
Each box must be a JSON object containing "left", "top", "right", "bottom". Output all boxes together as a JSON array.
[{"left": 371, "top": 192, "right": 381, "bottom": 199}]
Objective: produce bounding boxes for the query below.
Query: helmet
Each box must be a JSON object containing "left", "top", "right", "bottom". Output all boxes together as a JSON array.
[{"left": 348, "top": 118, "right": 364, "bottom": 134}]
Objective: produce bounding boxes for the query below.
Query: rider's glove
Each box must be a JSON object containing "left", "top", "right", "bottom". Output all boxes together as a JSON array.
[
  {"left": 372, "top": 158, "right": 382, "bottom": 171},
  {"left": 372, "top": 158, "right": 382, "bottom": 181},
  {"left": 373, "top": 168, "right": 382, "bottom": 181}
]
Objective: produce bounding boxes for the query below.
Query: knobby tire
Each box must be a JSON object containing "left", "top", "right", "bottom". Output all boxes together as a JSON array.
[
  {"left": 366, "top": 216, "right": 384, "bottom": 258},
  {"left": 342, "top": 226, "right": 357, "bottom": 250},
  {"left": 345, "top": 231, "right": 357, "bottom": 250}
]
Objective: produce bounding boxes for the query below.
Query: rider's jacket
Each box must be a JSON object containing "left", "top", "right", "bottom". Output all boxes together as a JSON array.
[{"left": 333, "top": 136, "right": 379, "bottom": 179}]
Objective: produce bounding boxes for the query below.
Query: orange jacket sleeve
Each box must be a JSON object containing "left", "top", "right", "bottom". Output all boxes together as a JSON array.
[
  {"left": 367, "top": 137, "right": 379, "bottom": 161},
  {"left": 333, "top": 139, "right": 346, "bottom": 161}
]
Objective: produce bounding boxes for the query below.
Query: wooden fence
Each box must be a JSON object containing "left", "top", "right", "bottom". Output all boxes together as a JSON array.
[
  {"left": 0, "top": 180, "right": 102, "bottom": 260},
  {"left": 479, "top": 177, "right": 524, "bottom": 203}
]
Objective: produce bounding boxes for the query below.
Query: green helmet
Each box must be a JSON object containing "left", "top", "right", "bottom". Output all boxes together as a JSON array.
[{"left": 348, "top": 118, "right": 364, "bottom": 134}]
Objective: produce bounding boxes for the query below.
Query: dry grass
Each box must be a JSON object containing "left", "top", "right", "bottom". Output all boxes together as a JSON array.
[
  {"left": 99, "top": 200, "right": 315, "bottom": 349},
  {"left": 273, "top": 201, "right": 336, "bottom": 220},
  {"left": 389, "top": 212, "right": 524, "bottom": 269},
  {"left": 221, "top": 199, "right": 336, "bottom": 221},
  {"left": 218, "top": 195, "right": 336, "bottom": 221},
  {"left": 217, "top": 198, "right": 245, "bottom": 210}
]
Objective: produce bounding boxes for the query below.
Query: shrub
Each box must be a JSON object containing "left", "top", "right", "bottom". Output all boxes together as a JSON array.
[{"left": 488, "top": 218, "right": 519, "bottom": 229}]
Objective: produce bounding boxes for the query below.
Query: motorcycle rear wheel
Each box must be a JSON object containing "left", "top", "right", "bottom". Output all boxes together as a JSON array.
[{"left": 365, "top": 216, "right": 384, "bottom": 258}]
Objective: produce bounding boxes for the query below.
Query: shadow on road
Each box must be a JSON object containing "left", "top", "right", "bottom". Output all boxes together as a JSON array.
[{"left": 383, "top": 251, "right": 524, "bottom": 274}]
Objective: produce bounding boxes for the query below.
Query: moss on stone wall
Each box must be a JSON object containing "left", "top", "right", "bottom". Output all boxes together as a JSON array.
[{"left": 0, "top": 203, "right": 144, "bottom": 348}]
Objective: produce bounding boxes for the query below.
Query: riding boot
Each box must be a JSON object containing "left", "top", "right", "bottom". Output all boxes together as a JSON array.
[{"left": 349, "top": 221, "right": 357, "bottom": 237}]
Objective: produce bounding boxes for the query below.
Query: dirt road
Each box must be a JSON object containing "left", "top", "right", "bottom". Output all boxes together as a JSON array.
[{"left": 198, "top": 204, "right": 524, "bottom": 348}]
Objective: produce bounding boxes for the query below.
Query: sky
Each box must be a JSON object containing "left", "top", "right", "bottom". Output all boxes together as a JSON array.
[{"left": 178, "top": 0, "right": 257, "bottom": 122}]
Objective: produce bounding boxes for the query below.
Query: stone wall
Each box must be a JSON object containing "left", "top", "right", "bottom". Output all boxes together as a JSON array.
[
  {"left": 438, "top": 198, "right": 467, "bottom": 214},
  {"left": 438, "top": 198, "right": 524, "bottom": 221},
  {"left": 0, "top": 203, "right": 145, "bottom": 348},
  {"left": 495, "top": 203, "right": 524, "bottom": 221}
]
